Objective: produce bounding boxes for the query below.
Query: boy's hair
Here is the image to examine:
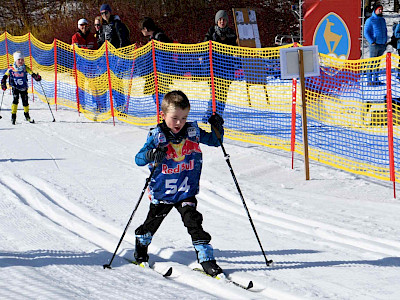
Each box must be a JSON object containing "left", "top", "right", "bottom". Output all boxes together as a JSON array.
[{"left": 161, "top": 90, "right": 190, "bottom": 113}]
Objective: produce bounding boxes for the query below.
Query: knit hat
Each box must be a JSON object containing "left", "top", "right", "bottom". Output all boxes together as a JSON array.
[
  {"left": 13, "top": 51, "right": 23, "bottom": 62},
  {"left": 78, "top": 18, "right": 88, "bottom": 26},
  {"left": 373, "top": 3, "right": 383, "bottom": 13},
  {"left": 100, "top": 4, "right": 112, "bottom": 13},
  {"left": 215, "top": 10, "right": 228, "bottom": 24}
]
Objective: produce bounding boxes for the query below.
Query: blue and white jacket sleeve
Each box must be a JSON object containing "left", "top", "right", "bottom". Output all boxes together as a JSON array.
[
  {"left": 135, "top": 132, "right": 157, "bottom": 166},
  {"left": 199, "top": 125, "right": 224, "bottom": 146}
]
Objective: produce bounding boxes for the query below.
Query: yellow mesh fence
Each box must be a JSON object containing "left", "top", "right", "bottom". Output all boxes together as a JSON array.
[{"left": 0, "top": 32, "right": 399, "bottom": 183}]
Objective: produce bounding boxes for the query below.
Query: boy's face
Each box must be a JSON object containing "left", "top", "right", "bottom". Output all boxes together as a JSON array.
[
  {"left": 217, "top": 18, "right": 227, "bottom": 28},
  {"left": 161, "top": 107, "right": 189, "bottom": 134},
  {"left": 15, "top": 58, "right": 24, "bottom": 67}
]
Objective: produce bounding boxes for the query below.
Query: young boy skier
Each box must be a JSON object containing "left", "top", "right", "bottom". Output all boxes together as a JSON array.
[
  {"left": 134, "top": 90, "right": 225, "bottom": 277},
  {"left": 1, "top": 51, "right": 42, "bottom": 124}
]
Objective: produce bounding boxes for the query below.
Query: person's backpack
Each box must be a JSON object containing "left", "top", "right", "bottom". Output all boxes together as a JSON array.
[{"left": 389, "top": 22, "right": 399, "bottom": 49}]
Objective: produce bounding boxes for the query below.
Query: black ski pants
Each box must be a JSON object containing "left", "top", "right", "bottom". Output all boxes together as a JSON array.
[
  {"left": 12, "top": 88, "right": 29, "bottom": 107},
  {"left": 135, "top": 196, "right": 212, "bottom": 244}
]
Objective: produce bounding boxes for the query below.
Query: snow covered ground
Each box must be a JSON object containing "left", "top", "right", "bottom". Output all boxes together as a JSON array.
[{"left": 0, "top": 92, "right": 399, "bottom": 300}]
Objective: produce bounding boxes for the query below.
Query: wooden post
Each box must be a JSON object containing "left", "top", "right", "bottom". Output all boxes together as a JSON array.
[{"left": 298, "top": 49, "right": 310, "bottom": 180}]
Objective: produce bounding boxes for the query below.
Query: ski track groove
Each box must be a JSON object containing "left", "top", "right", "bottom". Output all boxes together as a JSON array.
[
  {"left": 200, "top": 179, "right": 400, "bottom": 258},
  {"left": 0, "top": 173, "right": 268, "bottom": 298}
]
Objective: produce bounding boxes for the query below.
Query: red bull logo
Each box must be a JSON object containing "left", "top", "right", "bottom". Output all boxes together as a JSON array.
[
  {"left": 162, "top": 159, "right": 194, "bottom": 174},
  {"left": 166, "top": 139, "right": 202, "bottom": 162}
]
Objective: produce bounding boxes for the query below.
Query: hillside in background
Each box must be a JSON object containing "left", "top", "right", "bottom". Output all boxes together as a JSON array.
[{"left": 0, "top": 0, "right": 298, "bottom": 47}]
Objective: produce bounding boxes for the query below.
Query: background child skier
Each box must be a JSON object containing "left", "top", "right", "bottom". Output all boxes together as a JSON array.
[
  {"left": 134, "top": 90, "right": 225, "bottom": 277},
  {"left": 1, "top": 51, "right": 42, "bottom": 124}
]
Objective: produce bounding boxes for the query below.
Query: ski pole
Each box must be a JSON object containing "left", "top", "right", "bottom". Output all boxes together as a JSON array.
[
  {"left": 0, "top": 90, "right": 4, "bottom": 119},
  {"left": 103, "top": 164, "right": 158, "bottom": 269},
  {"left": 211, "top": 123, "right": 273, "bottom": 267},
  {"left": 39, "top": 81, "right": 56, "bottom": 122}
]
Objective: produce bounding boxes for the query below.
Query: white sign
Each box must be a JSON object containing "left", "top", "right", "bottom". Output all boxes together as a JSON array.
[{"left": 280, "top": 46, "right": 320, "bottom": 79}]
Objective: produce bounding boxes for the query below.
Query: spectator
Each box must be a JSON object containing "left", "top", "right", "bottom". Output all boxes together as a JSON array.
[
  {"left": 71, "top": 18, "right": 98, "bottom": 50},
  {"left": 140, "top": 17, "right": 172, "bottom": 43},
  {"left": 203, "top": 10, "right": 238, "bottom": 122},
  {"left": 98, "top": 3, "right": 131, "bottom": 48},
  {"left": 364, "top": 3, "right": 387, "bottom": 85},
  {"left": 140, "top": 17, "right": 173, "bottom": 106},
  {"left": 94, "top": 16, "right": 102, "bottom": 46}
]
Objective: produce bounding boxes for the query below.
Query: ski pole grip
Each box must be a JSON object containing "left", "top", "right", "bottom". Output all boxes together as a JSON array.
[{"left": 212, "top": 125, "right": 222, "bottom": 140}]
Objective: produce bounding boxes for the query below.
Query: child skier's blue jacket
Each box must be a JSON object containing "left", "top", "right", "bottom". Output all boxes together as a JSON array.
[
  {"left": 135, "top": 121, "right": 223, "bottom": 204},
  {"left": 5, "top": 63, "right": 33, "bottom": 91}
]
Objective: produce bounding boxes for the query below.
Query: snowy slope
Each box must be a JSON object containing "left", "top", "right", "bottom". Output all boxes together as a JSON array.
[{"left": 0, "top": 93, "right": 399, "bottom": 300}]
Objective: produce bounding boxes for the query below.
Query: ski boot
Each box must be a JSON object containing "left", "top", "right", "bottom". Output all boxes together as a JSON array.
[
  {"left": 11, "top": 113, "right": 16, "bottom": 125},
  {"left": 201, "top": 260, "right": 223, "bottom": 277},
  {"left": 134, "top": 238, "right": 149, "bottom": 265},
  {"left": 24, "top": 112, "right": 34, "bottom": 123}
]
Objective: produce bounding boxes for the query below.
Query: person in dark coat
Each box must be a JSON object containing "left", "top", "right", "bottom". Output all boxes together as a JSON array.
[
  {"left": 93, "top": 16, "right": 102, "bottom": 46},
  {"left": 140, "top": 17, "right": 172, "bottom": 43},
  {"left": 140, "top": 17, "right": 173, "bottom": 106},
  {"left": 98, "top": 4, "right": 131, "bottom": 48},
  {"left": 203, "top": 10, "right": 238, "bottom": 122}
]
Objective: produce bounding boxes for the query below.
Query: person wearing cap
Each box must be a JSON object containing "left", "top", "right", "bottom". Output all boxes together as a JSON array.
[
  {"left": 97, "top": 3, "right": 131, "bottom": 48},
  {"left": 202, "top": 10, "right": 238, "bottom": 122},
  {"left": 71, "top": 18, "right": 98, "bottom": 50},
  {"left": 364, "top": 3, "right": 387, "bottom": 86},
  {"left": 205, "top": 10, "right": 238, "bottom": 46},
  {"left": 1, "top": 51, "right": 41, "bottom": 124}
]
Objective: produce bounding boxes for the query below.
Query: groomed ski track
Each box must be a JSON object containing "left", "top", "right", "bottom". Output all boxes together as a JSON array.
[{"left": 0, "top": 97, "right": 399, "bottom": 299}]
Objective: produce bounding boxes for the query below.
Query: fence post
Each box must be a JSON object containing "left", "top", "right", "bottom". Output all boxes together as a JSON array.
[
  {"left": 291, "top": 78, "right": 297, "bottom": 169},
  {"left": 151, "top": 40, "right": 160, "bottom": 123},
  {"left": 126, "top": 43, "right": 137, "bottom": 114},
  {"left": 105, "top": 41, "right": 115, "bottom": 126},
  {"left": 209, "top": 40, "right": 216, "bottom": 113},
  {"left": 5, "top": 32, "right": 9, "bottom": 68},
  {"left": 5, "top": 32, "right": 10, "bottom": 95},
  {"left": 72, "top": 44, "right": 80, "bottom": 114},
  {"left": 54, "top": 39, "right": 58, "bottom": 110},
  {"left": 385, "top": 52, "right": 396, "bottom": 198},
  {"left": 28, "top": 32, "right": 35, "bottom": 101}
]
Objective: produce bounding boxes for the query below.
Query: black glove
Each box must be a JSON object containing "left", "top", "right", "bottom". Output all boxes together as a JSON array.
[
  {"left": 145, "top": 147, "right": 168, "bottom": 164},
  {"left": 208, "top": 113, "right": 224, "bottom": 130},
  {"left": 32, "top": 73, "right": 41, "bottom": 82},
  {"left": 1, "top": 75, "right": 7, "bottom": 91}
]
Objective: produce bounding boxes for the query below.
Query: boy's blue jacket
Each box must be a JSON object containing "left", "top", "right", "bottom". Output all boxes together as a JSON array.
[
  {"left": 135, "top": 121, "right": 223, "bottom": 204},
  {"left": 364, "top": 11, "right": 387, "bottom": 45}
]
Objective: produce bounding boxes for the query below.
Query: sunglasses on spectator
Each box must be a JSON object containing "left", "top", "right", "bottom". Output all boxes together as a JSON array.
[
  {"left": 94, "top": 24, "right": 101, "bottom": 27},
  {"left": 101, "top": 11, "right": 109, "bottom": 15}
]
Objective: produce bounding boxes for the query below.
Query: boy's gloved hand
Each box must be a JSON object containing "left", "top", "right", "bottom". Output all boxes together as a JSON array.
[
  {"left": 1, "top": 76, "right": 7, "bottom": 91},
  {"left": 208, "top": 113, "right": 224, "bottom": 130},
  {"left": 32, "top": 73, "right": 41, "bottom": 82},
  {"left": 145, "top": 147, "right": 168, "bottom": 164}
]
